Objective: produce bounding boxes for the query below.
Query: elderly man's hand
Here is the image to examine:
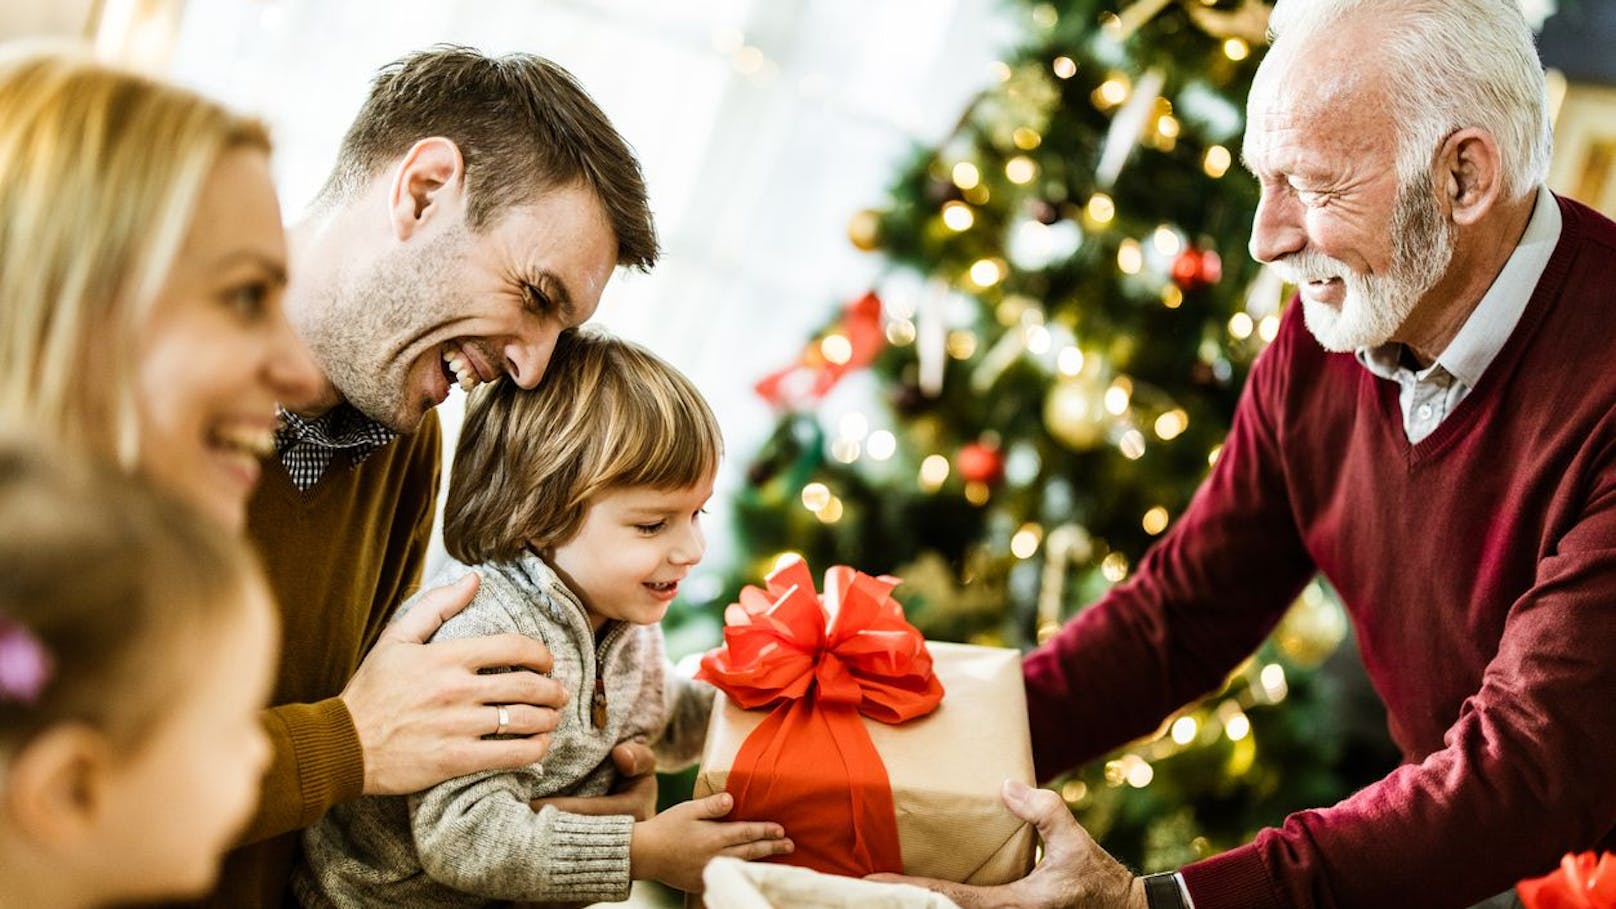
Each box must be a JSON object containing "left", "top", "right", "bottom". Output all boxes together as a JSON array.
[
  {"left": 530, "top": 742, "right": 660, "bottom": 821},
  {"left": 340, "top": 572, "right": 567, "bottom": 795},
  {"left": 870, "top": 779, "right": 1146, "bottom": 909}
]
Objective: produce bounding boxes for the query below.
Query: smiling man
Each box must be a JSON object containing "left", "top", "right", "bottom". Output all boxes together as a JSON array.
[
  {"left": 204, "top": 47, "right": 660, "bottom": 909},
  {"left": 883, "top": 1, "right": 1616, "bottom": 908}
]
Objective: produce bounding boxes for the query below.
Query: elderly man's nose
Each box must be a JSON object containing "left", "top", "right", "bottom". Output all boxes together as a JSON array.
[{"left": 1250, "top": 191, "right": 1306, "bottom": 263}]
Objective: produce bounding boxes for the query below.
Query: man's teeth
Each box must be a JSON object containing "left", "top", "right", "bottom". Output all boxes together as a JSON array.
[
  {"left": 212, "top": 425, "right": 275, "bottom": 458},
  {"left": 442, "top": 349, "right": 482, "bottom": 392}
]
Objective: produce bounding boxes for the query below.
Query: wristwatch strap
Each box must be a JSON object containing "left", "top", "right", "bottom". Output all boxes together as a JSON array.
[{"left": 1143, "top": 872, "right": 1188, "bottom": 909}]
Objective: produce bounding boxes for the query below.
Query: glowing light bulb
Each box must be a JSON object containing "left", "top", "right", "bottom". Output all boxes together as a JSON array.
[
  {"left": 1228, "top": 312, "right": 1255, "bottom": 339},
  {"left": 1086, "top": 193, "right": 1116, "bottom": 224},
  {"left": 1117, "top": 239, "right": 1144, "bottom": 275},
  {"left": 1006, "top": 156, "right": 1038, "bottom": 184},
  {"left": 800, "top": 482, "right": 831, "bottom": 512},
  {"left": 1142, "top": 506, "right": 1170, "bottom": 535},
  {"left": 821, "top": 333, "right": 853, "bottom": 364},
  {"left": 867, "top": 430, "right": 897, "bottom": 461},
  {"left": 942, "top": 201, "right": 975, "bottom": 232},
  {"left": 1171, "top": 716, "right": 1198, "bottom": 745},
  {"left": 1011, "top": 523, "right": 1044, "bottom": 558},
  {"left": 1058, "top": 346, "right": 1085, "bottom": 376}
]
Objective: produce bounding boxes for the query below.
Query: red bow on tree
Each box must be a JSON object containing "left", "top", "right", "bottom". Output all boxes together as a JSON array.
[
  {"left": 754, "top": 291, "right": 885, "bottom": 409},
  {"left": 697, "top": 558, "right": 944, "bottom": 876}
]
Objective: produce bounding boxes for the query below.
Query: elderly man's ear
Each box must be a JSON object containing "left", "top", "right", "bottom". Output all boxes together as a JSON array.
[{"left": 1439, "top": 127, "right": 1505, "bottom": 227}]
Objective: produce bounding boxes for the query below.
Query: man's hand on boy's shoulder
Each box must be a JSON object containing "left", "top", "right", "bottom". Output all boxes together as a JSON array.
[{"left": 341, "top": 572, "right": 569, "bottom": 795}]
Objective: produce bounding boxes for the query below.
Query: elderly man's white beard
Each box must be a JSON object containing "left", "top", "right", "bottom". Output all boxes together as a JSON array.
[{"left": 1274, "top": 182, "right": 1456, "bottom": 353}]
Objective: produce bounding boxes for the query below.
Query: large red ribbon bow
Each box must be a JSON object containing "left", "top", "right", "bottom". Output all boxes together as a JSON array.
[
  {"left": 1519, "top": 852, "right": 1616, "bottom": 909},
  {"left": 696, "top": 558, "right": 944, "bottom": 876}
]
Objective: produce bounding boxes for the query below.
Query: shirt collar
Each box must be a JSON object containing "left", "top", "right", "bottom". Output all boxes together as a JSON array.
[
  {"left": 276, "top": 404, "right": 396, "bottom": 454},
  {"left": 1357, "top": 186, "right": 1562, "bottom": 387}
]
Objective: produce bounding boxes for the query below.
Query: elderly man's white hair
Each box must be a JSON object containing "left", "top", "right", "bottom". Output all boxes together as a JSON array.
[{"left": 1267, "top": 0, "right": 1552, "bottom": 200}]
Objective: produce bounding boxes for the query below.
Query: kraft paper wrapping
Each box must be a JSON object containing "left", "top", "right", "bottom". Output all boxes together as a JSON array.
[{"left": 693, "top": 641, "right": 1036, "bottom": 886}]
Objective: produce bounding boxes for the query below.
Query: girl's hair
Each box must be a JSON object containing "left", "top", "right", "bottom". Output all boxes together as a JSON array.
[
  {"left": 445, "top": 327, "right": 723, "bottom": 563},
  {"left": 0, "top": 45, "right": 270, "bottom": 468},
  {"left": 0, "top": 442, "right": 267, "bottom": 752}
]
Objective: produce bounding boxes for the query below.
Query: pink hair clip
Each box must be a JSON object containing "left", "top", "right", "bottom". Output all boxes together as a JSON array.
[{"left": 0, "top": 614, "right": 52, "bottom": 704}]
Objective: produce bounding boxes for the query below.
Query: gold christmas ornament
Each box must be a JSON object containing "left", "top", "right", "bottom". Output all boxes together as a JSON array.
[
  {"left": 1110, "top": 0, "right": 1274, "bottom": 43},
  {"left": 1044, "top": 378, "right": 1110, "bottom": 451},
  {"left": 847, "top": 208, "right": 883, "bottom": 251},
  {"left": 1186, "top": 0, "right": 1274, "bottom": 44}
]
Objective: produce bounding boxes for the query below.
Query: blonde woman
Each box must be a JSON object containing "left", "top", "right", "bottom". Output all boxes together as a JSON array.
[{"left": 0, "top": 44, "right": 318, "bottom": 529}]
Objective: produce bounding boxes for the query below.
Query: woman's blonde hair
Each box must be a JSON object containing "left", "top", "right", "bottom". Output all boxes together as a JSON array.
[
  {"left": 445, "top": 327, "right": 724, "bottom": 563},
  {"left": 0, "top": 45, "right": 269, "bottom": 466}
]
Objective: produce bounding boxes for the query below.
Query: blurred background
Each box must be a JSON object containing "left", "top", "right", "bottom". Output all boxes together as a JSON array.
[{"left": 9, "top": 0, "right": 1616, "bottom": 903}]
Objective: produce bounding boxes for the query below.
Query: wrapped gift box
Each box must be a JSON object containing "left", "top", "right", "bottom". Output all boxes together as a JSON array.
[{"left": 694, "top": 640, "right": 1036, "bottom": 886}]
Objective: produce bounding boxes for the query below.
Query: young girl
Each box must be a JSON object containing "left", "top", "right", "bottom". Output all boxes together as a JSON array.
[
  {"left": 0, "top": 444, "right": 277, "bottom": 909},
  {"left": 298, "top": 328, "right": 792, "bottom": 907}
]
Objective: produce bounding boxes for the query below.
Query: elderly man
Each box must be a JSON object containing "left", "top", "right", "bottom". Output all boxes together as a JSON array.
[
  {"left": 199, "top": 47, "right": 665, "bottom": 909},
  {"left": 884, "top": 1, "right": 1616, "bottom": 907}
]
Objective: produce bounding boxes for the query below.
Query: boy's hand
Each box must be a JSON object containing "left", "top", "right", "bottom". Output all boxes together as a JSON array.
[{"left": 630, "top": 792, "right": 793, "bottom": 892}]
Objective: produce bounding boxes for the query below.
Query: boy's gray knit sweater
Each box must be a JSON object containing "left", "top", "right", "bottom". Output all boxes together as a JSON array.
[{"left": 295, "top": 552, "right": 714, "bottom": 908}]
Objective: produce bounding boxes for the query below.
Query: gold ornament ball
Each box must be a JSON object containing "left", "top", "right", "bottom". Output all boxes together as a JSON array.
[
  {"left": 848, "top": 208, "right": 884, "bottom": 251},
  {"left": 1045, "top": 379, "right": 1109, "bottom": 451}
]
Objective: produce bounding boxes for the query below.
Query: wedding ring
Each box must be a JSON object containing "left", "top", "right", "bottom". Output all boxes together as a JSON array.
[{"left": 494, "top": 704, "right": 511, "bottom": 736}]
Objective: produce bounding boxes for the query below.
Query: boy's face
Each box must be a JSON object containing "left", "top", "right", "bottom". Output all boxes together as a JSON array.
[{"left": 548, "top": 480, "right": 714, "bottom": 631}]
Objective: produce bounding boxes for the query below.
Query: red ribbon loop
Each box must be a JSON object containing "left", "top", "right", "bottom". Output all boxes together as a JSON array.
[
  {"left": 1518, "top": 852, "right": 1616, "bottom": 909},
  {"left": 697, "top": 559, "right": 944, "bottom": 876}
]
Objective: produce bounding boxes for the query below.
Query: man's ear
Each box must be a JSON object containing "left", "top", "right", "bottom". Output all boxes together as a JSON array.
[
  {"left": 1438, "top": 127, "right": 1504, "bottom": 227},
  {"left": 388, "top": 137, "right": 466, "bottom": 242},
  {"left": 3, "top": 725, "right": 113, "bottom": 848}
]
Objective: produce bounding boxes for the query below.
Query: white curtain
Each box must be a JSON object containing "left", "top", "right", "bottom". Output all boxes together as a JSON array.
[{"left": 162, "top": 0, "right": 1015, "bottom": 603}]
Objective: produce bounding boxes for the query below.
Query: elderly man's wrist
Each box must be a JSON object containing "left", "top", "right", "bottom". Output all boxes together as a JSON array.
[{"left": 1141, "top": 871, "right": 1188, "bottom": 909}]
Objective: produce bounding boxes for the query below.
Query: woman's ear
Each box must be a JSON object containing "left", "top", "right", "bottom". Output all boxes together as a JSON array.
[
  {"left": 3, "top": 724, "right": 113, "bottom": 848},
  {"left": 387, "top": 136, "right": 467, "bottom": 242},
  {"left": 1437, "top": 127, "right": 1504, "bottom": 227}
]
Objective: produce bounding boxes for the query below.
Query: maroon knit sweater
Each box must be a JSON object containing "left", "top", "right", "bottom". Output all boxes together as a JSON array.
[{"left": 1025, "top": 195, "right": 1616, "bottom": 909}]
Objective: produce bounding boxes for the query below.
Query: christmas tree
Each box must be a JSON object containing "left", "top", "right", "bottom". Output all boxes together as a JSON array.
[{"left": 689, "top": 0, "right": 1399, "bottom": 873}]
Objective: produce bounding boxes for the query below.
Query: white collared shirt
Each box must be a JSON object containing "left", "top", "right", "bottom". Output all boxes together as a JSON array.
[{"left": 1355, "top": 188, "right": 1563, "bottom": 442}]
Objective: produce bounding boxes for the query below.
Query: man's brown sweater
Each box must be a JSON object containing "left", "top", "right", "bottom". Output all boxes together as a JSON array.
[{"left": 198, "top": 411, "right": 441, "bottom": 909}]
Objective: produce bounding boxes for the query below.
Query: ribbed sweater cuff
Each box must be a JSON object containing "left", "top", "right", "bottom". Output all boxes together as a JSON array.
[
  {"left": 1180, "top": 844, "right": 1285, "bottom": 909},
  {"left": 277, "top": 697, "right": 366, "bottom": 826},
  {"left": 543, "top": 813, "right": 634, "bottom": 901}
]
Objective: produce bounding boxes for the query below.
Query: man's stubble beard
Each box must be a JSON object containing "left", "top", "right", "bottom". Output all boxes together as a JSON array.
[
  {"left": 1291, "top": 176, "right": 1457, "bottom": 353},
  {"left": 297, "top": 228, "right": 471, "bottom": 432}
]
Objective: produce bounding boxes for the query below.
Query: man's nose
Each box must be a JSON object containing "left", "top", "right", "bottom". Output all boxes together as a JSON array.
[
  {"left": 502, "top": 335, "right": 555, "bottom": 389},
  {"left": 1249, "top": 188, "right": 1306, "bottom": 263}
]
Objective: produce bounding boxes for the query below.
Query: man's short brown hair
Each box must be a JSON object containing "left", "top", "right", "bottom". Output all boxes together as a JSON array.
[
  {"left": 318, "top": 45, "right": 657, "bottom": 269},
  {"left": 444, "top": 328, "right": 722, "bottom": 564}
]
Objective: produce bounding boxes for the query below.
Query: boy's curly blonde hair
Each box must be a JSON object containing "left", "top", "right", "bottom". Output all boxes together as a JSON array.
[{"left": 444, "top": 327, "right": 723, "bottom": 564}]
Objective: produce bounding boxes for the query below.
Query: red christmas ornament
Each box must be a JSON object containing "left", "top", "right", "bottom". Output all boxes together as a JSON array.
[
  {"left": 1171, "top": 246, "right": 1223, "bottom": 290},
  {"left": 956, "top": 441, "right": 1005, "bottom": 485}
]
